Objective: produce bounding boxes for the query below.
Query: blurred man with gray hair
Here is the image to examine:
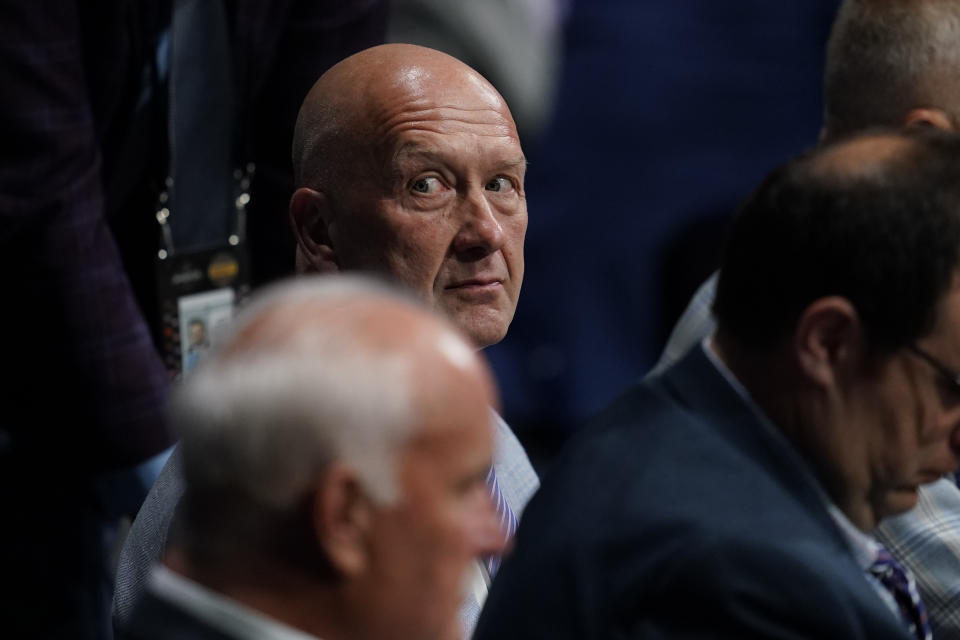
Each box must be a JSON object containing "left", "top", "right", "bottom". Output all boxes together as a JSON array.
[{"left": 123, "top": 275, "right": 505, "bottom": 640}]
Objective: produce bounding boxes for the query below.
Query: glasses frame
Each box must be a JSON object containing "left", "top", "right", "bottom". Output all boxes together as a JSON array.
[{"left": 907, "top": 344, "right": 960, "bottom": 392}]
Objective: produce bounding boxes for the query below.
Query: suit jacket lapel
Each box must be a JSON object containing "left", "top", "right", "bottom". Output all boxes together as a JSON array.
[{"left": 652, "top": 344, "right": 850, "bottom": 551}]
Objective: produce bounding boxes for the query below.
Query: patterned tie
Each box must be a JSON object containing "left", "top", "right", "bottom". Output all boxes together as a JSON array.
[
  {"left": 483, "top": 465, "right": 519, "bottom": 578},
  {"left": 868, "top": 548, "right": 932, "bottom": 640}
]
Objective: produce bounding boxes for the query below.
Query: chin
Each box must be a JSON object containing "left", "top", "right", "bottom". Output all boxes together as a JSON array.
[
  {"left": 454, "top": 314, "right": 510, "bottom": 349},
  {"left": 439, "top": 297, "right": 515, "bottom": 348},
  {"left": 471, "top": 328, "right": 507, "bottom": 349},
  {"left": 880, "top": 487, "right": 920, "bottom": 519}
]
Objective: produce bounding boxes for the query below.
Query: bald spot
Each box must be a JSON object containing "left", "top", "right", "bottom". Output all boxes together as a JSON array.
[
  {"left": 292, "top": 43, "right": 518, "bottom": 189},
  {"left": 810, "top": 133, "right": 916, "bottom": 182}
]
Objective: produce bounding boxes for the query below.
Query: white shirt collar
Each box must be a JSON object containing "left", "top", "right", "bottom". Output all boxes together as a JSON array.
[{"left": 148, "top": 565, "right": 320, "bottom": 640}]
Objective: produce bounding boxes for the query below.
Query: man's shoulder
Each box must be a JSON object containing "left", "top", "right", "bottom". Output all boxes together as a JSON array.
[
  {"left": 491, "top": 352, "right": 870, "bottom": 598},
  {"left": 477, "top": 376, "right": 904, "bottom": 639},
  {"left": 114, "top": 448, "right": 186, "bottom": 631},
  {"left": 124, "top": 584, "right": 236, "bottom": 640}
]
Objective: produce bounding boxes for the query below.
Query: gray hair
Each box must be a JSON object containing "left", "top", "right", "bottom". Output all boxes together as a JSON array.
[
  {"left": 823, "top": 0, "right": 960, "bottom": 140},
  {"left": 171, "top": 276, "right": 424, "bottom": 515}
]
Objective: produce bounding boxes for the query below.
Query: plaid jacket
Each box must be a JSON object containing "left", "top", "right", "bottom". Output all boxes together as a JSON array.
[{"left": 0, "top": 0, "right": 386, "bottom": 471}]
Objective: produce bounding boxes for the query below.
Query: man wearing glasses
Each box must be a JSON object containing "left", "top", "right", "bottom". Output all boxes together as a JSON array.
[
  {"left": 476, "top": 129, "right": 960, "bottom": 639},
  {"left": 642, "top": 2, "right": 960, "bottom": 635}
]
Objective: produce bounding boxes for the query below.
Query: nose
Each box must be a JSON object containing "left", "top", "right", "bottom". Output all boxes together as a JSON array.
[
  {"left": 470, "top": 489, "right": 509, "bottom": 558},
  {"left": 451, "top": 189, "right": 505, "bottom": 258},
  {"left": 949, "top": 419, "right": 960, "bottom": 463}
]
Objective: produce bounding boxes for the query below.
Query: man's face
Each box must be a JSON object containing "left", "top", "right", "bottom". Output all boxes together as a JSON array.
[
  {"left": 328, "top": 73, "right": 527, "bottom": 348},
  {"left": 188, "top": 321, "right": 206, "bottom": 347},
  {"left": 845, "top": 276, "right": 960, "bottom": 524},
  {"left": 356, "top": 356, "right": 503, "bottom": 640}
]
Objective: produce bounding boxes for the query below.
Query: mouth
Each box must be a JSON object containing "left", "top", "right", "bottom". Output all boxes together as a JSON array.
[{"left": 445, "top": 278, "right": 503, "bottom": 291}]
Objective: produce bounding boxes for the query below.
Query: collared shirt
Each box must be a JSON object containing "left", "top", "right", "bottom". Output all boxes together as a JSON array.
[
  {"left": 701, "top": 337, "right": 902, "bottom": 620},
  {"left": 876, "top": 477, "right": 960, "bottom": 638},
  {"left": 149, "top": 565, "right": 319, "bottom": 640},
  {"left": 459, "top": 410, "right": 540, "bottom": 635}
]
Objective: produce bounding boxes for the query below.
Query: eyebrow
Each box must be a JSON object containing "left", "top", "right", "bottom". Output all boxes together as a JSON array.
[
  {"left": 495, "top": 156, "right": 528, "bottom": 172},
  {"left": 392, "top": 144, "right": 527, "bottom": 172}
]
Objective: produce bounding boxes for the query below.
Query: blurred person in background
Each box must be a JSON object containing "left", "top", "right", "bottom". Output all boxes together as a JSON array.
[
  {"left": 387, "top": 0, "right": 565, "bottom": 145},
  {"left": 0, "top": 1, "right": 385, "bottom": 636}
]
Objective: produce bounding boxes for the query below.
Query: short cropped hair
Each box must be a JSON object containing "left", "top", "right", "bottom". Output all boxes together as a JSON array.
[
  {"left": 170, "top": 276, "right": 422, "bottom": 568},
  {"left": 824, "top": 0, "right": 960, "bottom": 140},
  {"left": 714, "top": 129, "right": 960, "bottom": 353}
]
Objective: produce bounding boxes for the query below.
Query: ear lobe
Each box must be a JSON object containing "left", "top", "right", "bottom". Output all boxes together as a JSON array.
[
  {"left": 794, "top": 296, "right": 862, "bottom": 387},
  {"left": 903, "top": 108, "right": 954, "bottom": 131},
  {"left": 290, "top": 188, "right": 340, "bottom": 274},
  {"left": 312, "top": 462, "right": 373, "bottom": 577}
]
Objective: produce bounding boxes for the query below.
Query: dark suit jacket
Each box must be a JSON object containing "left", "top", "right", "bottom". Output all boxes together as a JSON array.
[
  {"left": 474, "top": 345, "right": 910, "bottom": 639},
  {"left": 125, "top": 580, "right": 246, "bottom": 640}
]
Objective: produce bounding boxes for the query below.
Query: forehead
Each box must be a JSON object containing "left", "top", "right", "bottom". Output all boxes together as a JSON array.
[
  {"left": 364, "top": 69, "right": 522, "bottom": 163},
  {"left": 399, "top": 357, "right": 494, "bottom": 469}
]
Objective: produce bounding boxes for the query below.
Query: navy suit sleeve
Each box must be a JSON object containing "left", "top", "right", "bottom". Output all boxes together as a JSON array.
[
  {"left": 477, "top": 509, "right": 909, "bottom": 640},
  {"left": 613, "top": 538, "right": 908, "bottom": 640}
]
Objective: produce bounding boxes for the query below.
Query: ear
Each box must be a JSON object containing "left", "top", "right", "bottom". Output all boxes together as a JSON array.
[
  {"left": 903, "top": 108, "right": 954, "bottom": 131},
  {"left": 311, "top": 462, "right": 373, "bottom": 577},
  {"left": 793, "top": 296, "right": 863, "bottom": 388},
  {"left": 290, "top": 187, "right": 340, "bottom": 274}
]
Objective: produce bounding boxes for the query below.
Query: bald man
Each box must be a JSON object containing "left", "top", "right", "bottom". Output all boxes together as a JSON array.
[
  {"left": 124, "top": 276, "right": 505, "bottom": 640},
  {"left": 289, "top": 42, "right": 527, "bottom": 350},
  {"left": 114, "top": 44, "right": 538, "bottom": 637}
]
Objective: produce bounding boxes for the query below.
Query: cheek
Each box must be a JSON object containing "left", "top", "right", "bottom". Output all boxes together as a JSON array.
[
  {"left": 504, "top": 208, "right": 527, "bottom": 248},
  {"left": 850, "top": 377, "right": 912, "bottom": 477},
  {"left": 499, "top": 212, "right": 527, "bottom": 284},
  {"left": 386, "top": 223, "right": 457, "bottom": 292}
]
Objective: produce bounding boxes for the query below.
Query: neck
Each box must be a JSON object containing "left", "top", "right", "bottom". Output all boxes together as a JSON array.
[
  {"left": 172, "top": 553, "right": 358, "bottom": 640},
  {"left": 710, "top": 333, "right": 876, "bottom": 532}
]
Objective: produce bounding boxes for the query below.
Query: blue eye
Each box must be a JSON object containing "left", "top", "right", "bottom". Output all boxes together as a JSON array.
[
  {"left": 485, "top": 176, "right": 513, "bottom": 192},
  {"left": 411, "top": 176, "right": 442, "bottom": 194}
]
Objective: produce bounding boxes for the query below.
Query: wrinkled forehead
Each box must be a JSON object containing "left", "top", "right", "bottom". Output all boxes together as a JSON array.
[{"left": 356, "top": 61, "right": 519, "bottom": 141}]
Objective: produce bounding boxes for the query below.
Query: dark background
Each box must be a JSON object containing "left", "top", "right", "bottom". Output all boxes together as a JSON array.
[{"left": 486, "top": 0, "right": 844, "bottom": 468}]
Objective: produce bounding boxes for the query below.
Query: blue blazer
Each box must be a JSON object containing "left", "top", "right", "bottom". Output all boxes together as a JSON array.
[{"left": 475, "top": 345, "right": 910, "bottom": 639}]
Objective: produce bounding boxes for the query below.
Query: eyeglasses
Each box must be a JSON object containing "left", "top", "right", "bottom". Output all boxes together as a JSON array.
[{"left": 907, "top": 344, "right": 960, "bottom": 393}]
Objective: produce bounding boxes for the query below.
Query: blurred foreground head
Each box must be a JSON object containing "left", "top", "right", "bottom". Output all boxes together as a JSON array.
[
  {"left": 170, "top": 275, "right": 504, "bottom": 640},
  {"left": 713, "top": 129, "right": 960, "bottom": 531},
  {"left": 290, "top": 43, "right": 527, "bottom": 349}
]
